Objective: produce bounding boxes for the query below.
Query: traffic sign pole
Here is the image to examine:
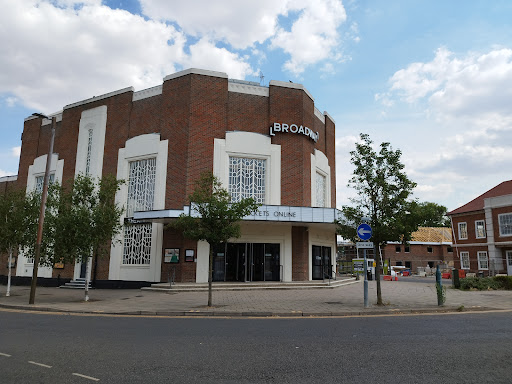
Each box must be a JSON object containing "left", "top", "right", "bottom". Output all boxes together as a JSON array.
[
  {"left": 357, "top": 223, "right": 372, "bottom": 309},
  {"left": 364, "top": 248, "right": 369, "bottom": 308}
]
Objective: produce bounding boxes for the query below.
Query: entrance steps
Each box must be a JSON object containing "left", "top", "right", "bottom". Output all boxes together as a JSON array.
[
  {"left": 142, "top": 276, "right": 357, "bottom": 292},
  {"left": 60, "top": 278, "right": 92, "bottom": 289}
]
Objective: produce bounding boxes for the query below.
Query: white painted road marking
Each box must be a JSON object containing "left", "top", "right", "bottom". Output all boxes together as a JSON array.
[
  {"left": 0, "top": 352, "right": 12, "bottom": 357},
  {"left": 73, "top": 373, "right": 100, "bottom": 381},
  {"left": 28, "top": 361, "right": 52, "bottom": 368}
]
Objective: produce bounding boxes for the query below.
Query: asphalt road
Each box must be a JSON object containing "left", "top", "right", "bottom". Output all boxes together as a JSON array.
[{"left": 0, "top": 310, "right": 511, "bottom": 383}]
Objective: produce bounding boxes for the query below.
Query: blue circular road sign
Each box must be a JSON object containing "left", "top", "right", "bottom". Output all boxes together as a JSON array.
[{"left": 357, "top": 223, "right": 372, "bottom": 240}]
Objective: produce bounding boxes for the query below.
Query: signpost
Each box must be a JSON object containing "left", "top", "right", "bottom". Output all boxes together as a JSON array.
[{"left": 357, "top": 223, "right": 373, "bottom": 308}]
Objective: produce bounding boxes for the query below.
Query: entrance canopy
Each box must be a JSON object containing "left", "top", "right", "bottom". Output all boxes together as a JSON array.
[{"left": 133, "top": 205, "right": 343, "bottom": 226}]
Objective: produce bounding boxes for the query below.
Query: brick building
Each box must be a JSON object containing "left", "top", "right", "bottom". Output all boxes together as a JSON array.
[
  {"left": 0, "top": 68, "right": 339, "bottom": 286},
  {"left": 448, "top": 180, "right": 512, "bottom": 276},
  {"left": 383, "top": 227, "right": 453, "bottom": 272}
]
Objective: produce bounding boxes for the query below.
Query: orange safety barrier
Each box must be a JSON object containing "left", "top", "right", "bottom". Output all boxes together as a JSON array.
[
  {"left": 441, "top": 272, "right": 451, "bottom": 279},
  {"left": 383, "top": 275, "right": 393, "bottom": 281}
]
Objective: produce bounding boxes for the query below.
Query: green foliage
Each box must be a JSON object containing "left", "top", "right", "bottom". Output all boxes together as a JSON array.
[
  {"left": 171, "top": 172, "right": 259, "bottom": 245},
  {"left": 459, "top": 277, "right": 503, "bottom": 290},
  {"left": 0, "top": 189, "right": 38, "bottom": 255},
  {"left": 336, "top": 133, "right": 417, "bottom": 247},
  {"left": 24, "top": 174, "right": 124, "bottom": 266},
  {"left": 492, "top": 276, "right": 512, "bottom": 290}
]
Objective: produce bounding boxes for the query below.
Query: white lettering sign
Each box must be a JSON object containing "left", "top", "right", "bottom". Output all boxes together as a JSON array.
[{"left": 270, "top": 122, "right": 319, "bottom": 142}]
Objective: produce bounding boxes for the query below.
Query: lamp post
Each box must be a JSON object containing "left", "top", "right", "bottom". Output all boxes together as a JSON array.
[{"left": 29, "top": 113, "right": 56, "bottom": 305}]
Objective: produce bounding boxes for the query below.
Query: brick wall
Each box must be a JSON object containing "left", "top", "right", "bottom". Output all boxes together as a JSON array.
[{"left": 292, "top": 226, "right": 309, "bottom": 280}]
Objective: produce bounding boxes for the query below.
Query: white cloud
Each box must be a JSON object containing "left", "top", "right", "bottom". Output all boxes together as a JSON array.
[
  {"left": 271, "top": 0, "right": 347, "bottom": 74},
  {"left": 11, "top": 146, "right": 21, "bottom": 158},
  {"left": 381, "top": 47, "right": 512, "bottom": 206},
  {"left": 140, "top": 0, "right": 289, "bottom": 49},
  {"left": 0, "top": 1, "right": 254, "bottom": 113}
]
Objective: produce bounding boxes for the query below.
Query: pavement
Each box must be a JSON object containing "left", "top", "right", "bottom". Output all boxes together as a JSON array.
[{"left": 1, "top": 276, "right": 512, "bottom": 317}]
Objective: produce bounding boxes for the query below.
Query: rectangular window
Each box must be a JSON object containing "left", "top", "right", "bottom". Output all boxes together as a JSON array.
[
  {"left": 229, "top": 157, "right": 266, "bottom": 204},
  {"left": 475, "top": 220, "right": 486, "bottom": 238},
  {"left": 427, "top": 246, "right": 433, "bottom": 253},
  {"left": 458, "top": 222, "right": 468, "bottom": 240},
  {"left": 122, "top": 223, "right": 152, "bottom": 265},
  {"left": 395, "top": 246, "right": 401, "bottom": 253},
  {"left": 126, "top": 157, "right": 156, "bottom": 217},
  {"left": 498, "top": 213, "right": 512, "bottom": 237},
  {"left": 477, "top": 251, "right": 488, "bottom": 270},
  {"left": 460, "top": 252, "right": 470, "bottom": 269},
  {"left": 405, "top": 246, "right": 410, "bottom": 253},
  {"left": 35, "top": 173, "right": 55, "bottom": 194},
  {"left": 315, "top": 172, "right": 326, "bottom": 207},
  {"left": 447, "top": 247, "right": 453, "bottom": 253}
]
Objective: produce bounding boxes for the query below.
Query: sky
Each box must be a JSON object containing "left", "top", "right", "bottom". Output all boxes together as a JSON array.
[{"left": 1, "top": 0, "right": 512, "bottom": 212}]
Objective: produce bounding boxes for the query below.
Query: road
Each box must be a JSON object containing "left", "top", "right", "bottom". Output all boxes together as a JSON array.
[{"left": 0, "top": 309, "right": 511, "bottom": 383}]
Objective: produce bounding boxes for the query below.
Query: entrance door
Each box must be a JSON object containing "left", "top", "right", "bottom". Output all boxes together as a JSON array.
[
  {"left": 507, "top": 251, "right": 512, "bottom": 276},
  {"left": 79, "top": 261, "right": 87, "bottom": 279},
  {"left": 312, "top": 245, "right": 332, "bottom": 280}
]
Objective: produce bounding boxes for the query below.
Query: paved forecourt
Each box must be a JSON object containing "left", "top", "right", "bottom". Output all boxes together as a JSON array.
[{"left": 1, "top": 277, "right": 511, "bottom": 317}]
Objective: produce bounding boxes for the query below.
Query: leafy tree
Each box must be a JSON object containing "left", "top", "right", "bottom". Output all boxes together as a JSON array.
[
  {"left": 0, "top": 189, "right": 39, "bottom": 296},
  {"left": 412, "top": 201, "right": 450, "bottom": 227},
  {"left": 337, "top": 133, "right": 416, "bottom": 305},
  {"left": 171, "top": 172, "right": 259, "bottom": 307},
  {"left": 31, "top": 174, "right": 124, "bottom": 301}
]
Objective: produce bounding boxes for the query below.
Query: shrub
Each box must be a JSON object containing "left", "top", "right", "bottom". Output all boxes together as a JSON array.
[
  {"left": 459, "top": 277, "right": 502, "bottom": 290},
  {"left": 493, "top": 276, "right": 512, "bottom": 290}
]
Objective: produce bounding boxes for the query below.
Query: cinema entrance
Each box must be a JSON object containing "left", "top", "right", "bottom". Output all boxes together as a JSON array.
[{"left": 212, "top": 243, "right": 281, "bottom": 282}]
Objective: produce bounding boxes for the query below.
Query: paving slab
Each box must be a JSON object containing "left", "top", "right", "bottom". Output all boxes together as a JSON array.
[{"left": 1, "top": 276, "right": 511, "bottom": 317}]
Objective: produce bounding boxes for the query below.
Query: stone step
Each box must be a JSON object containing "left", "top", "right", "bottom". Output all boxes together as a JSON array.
[
  {"left": 60, "top": 279, "right": 93, "bottom": 289},
  {"left": 142, "top": 277, "right": 357, "bottom": 292}
]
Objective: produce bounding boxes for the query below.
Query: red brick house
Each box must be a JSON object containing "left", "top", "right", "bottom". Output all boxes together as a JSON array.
[
  {"left": 383, "top": 227, "right": 453, "bottom": 272},
  {"left": 447, "top": 180, "right": 512, "bottom": 276},
  {"left": 0, "top": 68, "right": 339, "bottom": 286}
]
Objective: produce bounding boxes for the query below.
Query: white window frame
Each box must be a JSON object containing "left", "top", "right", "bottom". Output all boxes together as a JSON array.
[
  {"left": 458, "top": 222, "right": 468, "bottom": 240},
  {"left": 477, "top": 251, "right": 488, "bottom": 270},
  {"left": 475, "top": 220, "right": 486, "bottom": 239},
  {"left": 228, "top": 156, "right": 266, "bottom": 204},
  {"left": 315, "top": 171, "right": 327, "bottom": 207},
  {"left": 460, "top": 251, "right": 470, "bottom": 270},
  {"left": 498, "top": 213, "right": 512, "bottom": 237}
]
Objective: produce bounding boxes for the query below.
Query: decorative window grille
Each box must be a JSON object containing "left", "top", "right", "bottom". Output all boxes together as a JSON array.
[
  {"left": 498, "top": 213, "right": 512, "bottom": 236},
  {"left": 85, "top": 128, "right": 93, "bottom": 175},
  {"left": 477, "top": 251, "right": 488, "bottom": 270},
  {"left": 126, "top": 158, "right": 156, "bottom": 217},
  {"left": 35, "top": 173, "right": 55, "bottom": 194},
  {"left": 475, "top": 220, "right": 486, "bottom": 238},
  {"left": 460, "top": 252, "right": 470, "bottom": 269},
  {"left": 122, "top": 223, "right": 152, "bottom": 265},
  {"left": 229, "top": 157, "right": 266, "bottom": 204},
  {"left": 316, "top": 172, "right": 326, "bottom": 207},
  {"left": 458, "top": 222, "right": 468, "bottom": 240}
]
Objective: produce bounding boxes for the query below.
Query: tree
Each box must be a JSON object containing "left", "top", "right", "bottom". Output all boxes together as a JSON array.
[
  {"left": 171, "top": 172, "right": 259, "bottom": 307},
  {"left": 31, "top": 174, "right": 124, "bottom": 302},
  {"left": 0, "top": 189, "right": 39, "bottom": 296},
  {"left": 337, "top": 133, "right": 416, "bottom": 305}
]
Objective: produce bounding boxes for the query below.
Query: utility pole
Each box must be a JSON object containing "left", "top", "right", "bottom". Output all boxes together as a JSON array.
[{"left": 29, "top": 114, "right": 56, "bottom": 305}]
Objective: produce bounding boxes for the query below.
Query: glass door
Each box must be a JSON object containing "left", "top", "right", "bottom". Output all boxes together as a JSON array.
[
  {"left": 312, "top": 245, "right": 323, "bottom": 280},
  {"left": 507, "top": 251, "right": 512, "bottom": 276}
]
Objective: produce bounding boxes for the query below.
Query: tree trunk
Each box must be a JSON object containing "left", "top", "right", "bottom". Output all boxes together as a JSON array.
[
  {"left": 84, "top": 256, "right": 91, "bottom": 302},
  {"left": 6, "top": 247, "right": 13, "bottom": 297},
  {"left": 208, "top": 244, "right": 214, "bottom": 307},
  {"left": 375, "top": 244, "right": 383, "bottom": 305}
]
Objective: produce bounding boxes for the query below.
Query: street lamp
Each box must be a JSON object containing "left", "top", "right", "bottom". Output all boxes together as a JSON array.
[{"left": 29, "top": 113, "right": 56, "bottom": 305}]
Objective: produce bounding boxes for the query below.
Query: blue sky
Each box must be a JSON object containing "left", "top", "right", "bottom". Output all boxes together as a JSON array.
[{"left": 1, "top": 0, "right": 512, "bottom": 211}]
